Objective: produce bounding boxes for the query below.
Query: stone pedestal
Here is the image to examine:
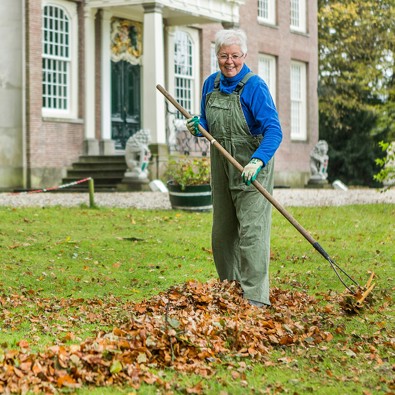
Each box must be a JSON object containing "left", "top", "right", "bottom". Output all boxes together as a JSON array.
[
  {"left": 83, "top": 139, "right": 100, "bottom": 155},
  {"left": 99, "top": 139, "right": 115, "bottom": 155},
  {"left": 305, "top": 178, "right": 330, "bottom": 189},
  {"left": 148, "top": 143, "right": 169, "bottom": 179},
  {"left": 118, "top": 175, "right": 151, "bottom": 191}
]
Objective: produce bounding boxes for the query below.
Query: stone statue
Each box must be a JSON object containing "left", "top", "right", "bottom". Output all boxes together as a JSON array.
[
  {"left": 125, "top": 129, "right": 151, "bottom": 180},
  {"left": 309, "top": 140, "right": 329, "bottom": 181}
]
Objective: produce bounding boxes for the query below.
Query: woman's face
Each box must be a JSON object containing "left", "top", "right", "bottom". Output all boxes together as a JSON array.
[{"left": 217, "top": 44, "right": 246, "bottom": 78}]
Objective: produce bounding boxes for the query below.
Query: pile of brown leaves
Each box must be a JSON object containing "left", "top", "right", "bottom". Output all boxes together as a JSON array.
[{"left": 0, "top": 280, "right": 336, "bottom": 394}]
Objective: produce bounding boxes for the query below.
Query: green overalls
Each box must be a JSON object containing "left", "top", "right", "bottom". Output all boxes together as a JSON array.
[{"left": 206, "top": 72, "right": 274, "bottom": 305}]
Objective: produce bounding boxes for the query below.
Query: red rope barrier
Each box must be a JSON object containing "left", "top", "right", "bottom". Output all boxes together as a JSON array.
[{"left": 10, "top": 177, "right": 92, "bottom": 195}]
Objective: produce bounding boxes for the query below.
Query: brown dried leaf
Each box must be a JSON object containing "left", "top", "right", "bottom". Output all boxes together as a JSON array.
[{"left": 0, "top": 279, "right": 370, "bottom": 394}]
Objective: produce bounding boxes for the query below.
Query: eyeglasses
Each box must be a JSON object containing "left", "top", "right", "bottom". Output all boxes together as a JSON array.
[{"left": 217, "top": 53, "right": 245, "bottom": 62}]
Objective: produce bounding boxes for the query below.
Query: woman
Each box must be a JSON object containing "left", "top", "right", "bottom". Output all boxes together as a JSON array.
[{"left": 186, "top": 29, "right": 283, "bottom": 307}]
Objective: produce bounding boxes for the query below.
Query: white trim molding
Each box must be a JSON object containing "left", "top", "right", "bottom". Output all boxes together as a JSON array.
[
  {"left": 290, "top": 0, "right": 306, "bottom": 33},
  {"left": 290, "top": 60, "right": 307, "bottom": 141},
  {"left": 41, "top": 0, "right": 79, "bottom": 120},
  {"left": 258, "top": 53, "right": 277, "bottom": 104}
]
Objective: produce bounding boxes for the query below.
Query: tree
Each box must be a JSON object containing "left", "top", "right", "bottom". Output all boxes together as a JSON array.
[
  {"left": 318, "top": 0, "right": 395, "bottom": 186},
  {"left": 374, "top": 141, "right": 395, "bottom": 190}
]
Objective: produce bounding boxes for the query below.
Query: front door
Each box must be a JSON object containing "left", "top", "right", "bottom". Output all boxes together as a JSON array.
[{"left": 111, "top": 60, "right": 141, "bottom": 150}]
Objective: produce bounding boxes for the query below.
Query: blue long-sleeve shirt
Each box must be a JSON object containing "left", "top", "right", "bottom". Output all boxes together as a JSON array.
[{"left": 199, "top": 64, "right": 283, "bottom": 166}]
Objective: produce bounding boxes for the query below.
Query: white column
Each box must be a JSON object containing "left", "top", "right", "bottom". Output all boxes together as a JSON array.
[
  {"left": 142, "top": 3, "right": 166, "bottom": 145},
  {"left": 100, "top": 10, "right": 114, "bottom": 154},
  {"left": 83, "top": 7, "right": 99, "bottom": 155},
  {"left": 166, "top": 27, "right": 176, "bottom": 108}
]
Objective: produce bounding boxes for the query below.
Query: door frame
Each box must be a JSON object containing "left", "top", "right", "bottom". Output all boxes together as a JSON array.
[
  {"left": 111, "top": 60, "right": 141, "bottom": 150},
  {"left": 100, "top": 13, "right": 143, "bottom": 152}
]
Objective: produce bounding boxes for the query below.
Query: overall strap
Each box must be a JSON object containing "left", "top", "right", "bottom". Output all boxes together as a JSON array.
[
  {"left": 234, "top": 72, "right": 255, "bottom": 95},
  {"left": 213, "top": 72, "right": 221, "bottom": 91}
]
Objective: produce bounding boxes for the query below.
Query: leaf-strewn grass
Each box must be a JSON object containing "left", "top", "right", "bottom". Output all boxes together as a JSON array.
[{"left": 0, "top": 203, "right": 393, "bottom": 394}]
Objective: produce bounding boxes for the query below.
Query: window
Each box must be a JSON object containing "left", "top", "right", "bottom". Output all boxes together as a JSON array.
[
  {"left": 167, "top": 27, "right": 199, "bottom": 120},
  {"left": 210, "top": 43, "right": 218, "bottom": 75},
  {"left": 290, "top": 0, "right": 306, "bottom": 33},
  {"left": 258, "top": 0, "right": 276, "bottom": 25},
  {"left": 174, "top": 30, "right": 194, "bottom": 119},
  {"left": 290, "top": 61, "right": 307, "bottom": 140},
  {"left": 42, "top": 1, "right": 78, "bottom": 118},
  {"left": 258, "top": 54, "right": 277, "bottom": 104}
]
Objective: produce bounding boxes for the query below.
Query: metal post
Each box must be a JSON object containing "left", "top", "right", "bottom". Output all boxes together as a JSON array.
[{"left": 88, "top": 178, "right": 95, "bottom": 208}]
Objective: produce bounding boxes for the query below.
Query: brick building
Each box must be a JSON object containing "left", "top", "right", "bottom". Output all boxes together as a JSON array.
[{"left": 0, "top": 0, "right": 318, "bottom": 191}]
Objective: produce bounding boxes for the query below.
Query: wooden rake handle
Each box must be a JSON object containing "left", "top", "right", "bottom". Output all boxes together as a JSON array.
[{"left": 157, "top": 84, "right": 316, "bottom": 244}]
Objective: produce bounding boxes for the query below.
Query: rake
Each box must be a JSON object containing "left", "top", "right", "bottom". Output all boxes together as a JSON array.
[{"left": 157, "top": 84, "right": 375, "bottom": 310}]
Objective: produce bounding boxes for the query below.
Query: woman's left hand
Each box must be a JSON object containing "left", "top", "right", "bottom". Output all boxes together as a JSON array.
[{"left": 242, "top": 158, "right": 264, "bottom": 186}]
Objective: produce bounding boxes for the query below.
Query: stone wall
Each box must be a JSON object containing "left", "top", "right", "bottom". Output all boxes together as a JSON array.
[
  {"left": 0, "top": 0, "right": 23, "bottom": 191},
  {"left": 25, "top": 0, "right": 84, "bottom": 189}
]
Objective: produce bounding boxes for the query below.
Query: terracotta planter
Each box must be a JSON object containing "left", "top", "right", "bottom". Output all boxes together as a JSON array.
[{"left": 167, "top": 182, "right": 212, "bottom": 212}]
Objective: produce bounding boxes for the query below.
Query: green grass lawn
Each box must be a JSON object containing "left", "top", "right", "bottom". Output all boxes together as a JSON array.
[{"left": 0, "top": 203, "right": 393, "bottom": 394}]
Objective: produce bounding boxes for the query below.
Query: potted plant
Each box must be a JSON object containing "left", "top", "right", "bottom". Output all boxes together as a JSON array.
[{"left": 165, "top": 155, "right": 212, "bottom": 211}]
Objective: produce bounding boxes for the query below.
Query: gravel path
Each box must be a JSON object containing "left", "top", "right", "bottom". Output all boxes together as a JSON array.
[{"left": 1, "top": 188, "right": 394, "bottom": 209}]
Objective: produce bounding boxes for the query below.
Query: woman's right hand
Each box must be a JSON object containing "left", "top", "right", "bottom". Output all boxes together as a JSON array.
[{"left": 186, "top": 116, "right": 200, "bottom": 136}]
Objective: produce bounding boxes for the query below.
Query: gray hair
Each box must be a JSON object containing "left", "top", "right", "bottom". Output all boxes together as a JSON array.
[{"left": 215, "top": 29, "right": 248, "bottom": 55}]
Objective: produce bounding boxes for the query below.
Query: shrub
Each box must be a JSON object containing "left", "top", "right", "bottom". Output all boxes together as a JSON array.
[{"left": 166, "top": 155, "right": 211, "bottom": 190}]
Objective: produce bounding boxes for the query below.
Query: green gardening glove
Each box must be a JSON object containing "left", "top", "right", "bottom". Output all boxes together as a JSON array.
[
  {"left": 242, "top": 158, "right": 264, "bottom": 186},
  {"left": 186, "top": 116, "right": 200, "bottom": 136}
]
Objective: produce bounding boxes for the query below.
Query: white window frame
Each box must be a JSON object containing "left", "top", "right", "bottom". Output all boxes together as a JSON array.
[
  {"left": 290, "top": 60, "right": 307, "bottom": 141},
  {"left": 258, "top": 0, "right": 276, "bottom": 25},
  {"left": 42, "top": 0, "right": 78, "bottom": 119},
  {"left": 210, "top": 42, "right": 218, "bottom": 75},
  {"left": 170, "top": 28, "right": 200, "bottom": 119},
  {"left": 290, "top": 0, "right": 306, "bottom": 33},
  {"left": 258, "top": 54, "right": 277, "bottom": 104}
]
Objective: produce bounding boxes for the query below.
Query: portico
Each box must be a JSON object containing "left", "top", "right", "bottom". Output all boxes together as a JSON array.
[{"left": 82, "top": 0, "right": 243, "bottom": 156}]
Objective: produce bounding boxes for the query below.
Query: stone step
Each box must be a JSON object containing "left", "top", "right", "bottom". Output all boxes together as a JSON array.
[
  {"left": 62, "top": 154, "right": 140, "bottom": 192},
  {"left": 65, "top": 169, "right": 127, "bottom": 179},
  {"left": 77, "top": 155, "right": 126, "bottom": 164},
  {"left": 70, "top": 162, "right": 127, "bottom": 170}
]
